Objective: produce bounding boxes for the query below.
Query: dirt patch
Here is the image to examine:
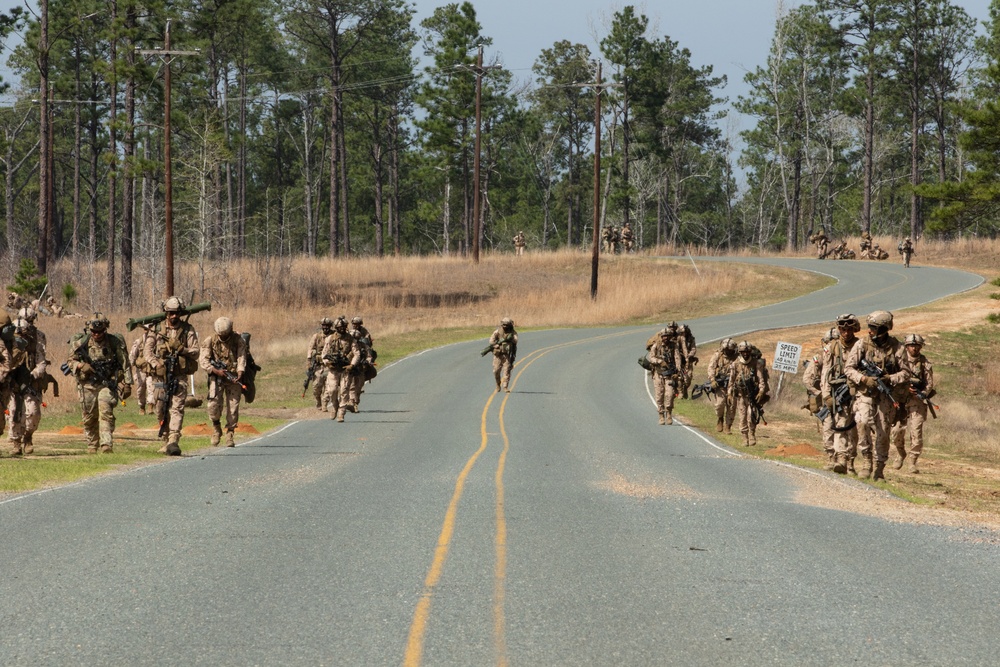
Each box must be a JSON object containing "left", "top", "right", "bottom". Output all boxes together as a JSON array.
[
  {"left": 236, "top": 423, "right": 260, "bottom": 434},
  {"left": 765, "top": 442, "right": 824, "bottom": 457},
  {"left": 182, "top": 423, "right": 214, "bottom": 436},
  {"left": 58, "top": 426, "right": 84, "bottom": 435}
]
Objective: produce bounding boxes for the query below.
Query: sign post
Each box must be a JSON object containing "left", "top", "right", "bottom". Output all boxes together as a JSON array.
[{"left": 772, "top": 342, "right": 803, "bottom": 399}]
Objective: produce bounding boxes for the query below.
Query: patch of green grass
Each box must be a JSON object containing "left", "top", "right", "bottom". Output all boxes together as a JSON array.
[
  {"left": 988, "top": 313, "right": 1000, "bottom": 324},
  {"left": 990, "top": 276, "right": 1000, "bottom": 287},
  {"left": 990, "top": 293, "right": 1000, "bottom": 300}
]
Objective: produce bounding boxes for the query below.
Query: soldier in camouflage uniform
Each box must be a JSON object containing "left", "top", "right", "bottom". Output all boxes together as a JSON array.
[
  {"left": 67, "top": 314, "right": 132, "bottom": 454},
  {"left": 822, "top": 314, "right": 862, "bottom": 475},
  {"left": 898, "top": 237, "right": 914, "bottom": 268},
  {"left": 200, "top": 317, "right": 247, "bottom": 447},
  {"left": 322, "top": 316, "right": 361, "bottom": 422},
  {"left": 706, "top": 338, "right": 738, "bottom": 433},
  {"left": 7, "top": 309, "right": 49, "bottom": 455},
  {"left": 348, "top": 316, "right": 376, "bottom": 412},
  {"left": 144, "top": 296, "right": 200, "bottom": 456},
  {"left": 621, "top": 222, "right": 635, "bottom": 252},
  {"left": 844, "top": 310, "right": 910, "bottom": 480},
  {"left": 730, "top": 341, "right": 768, "bottom": 446},
  {"left": 2, "top": 317, "right": 32, "bottom": 456},
  {"left": 805, "top": 328, "right": 838, "bottom": 469},
  {"left": 676, "top": 324, "right": 697, "bottom": 399},
  {"left": 810, "top": 230, "right": 829, "bottom": 258},
  {"left": 513, "top": 231, "right": 526, "bottom": 256},
  {"left": 488, "top": 317, "right": 518, "bottom": 393},
  {"left": 307, "top": 318, "right": 334, "bottom": 410},
  {"left": 648, "top": 328, "right": 681, "bottom": 425},
  {"left": 890, "top": 333, "right": 935, "bottom": 473}
]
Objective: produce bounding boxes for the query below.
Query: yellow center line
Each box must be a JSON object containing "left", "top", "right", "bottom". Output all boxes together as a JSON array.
[{"left": 404, "top": 330, "right": 635, "bottom": 667}]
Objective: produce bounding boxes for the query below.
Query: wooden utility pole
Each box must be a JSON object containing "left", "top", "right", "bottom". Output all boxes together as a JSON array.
[
  {"left": 37, "top": 0, "right": 49, "bottom": 274},
  {"left": 137, "top": 20, "right": 198, "bottom": 297},
  {"left": 469, "top": 46, "right": 500, "bottom": 265},
  {"left": 591, "top": 63, "right": 602, "bottom": 300}
]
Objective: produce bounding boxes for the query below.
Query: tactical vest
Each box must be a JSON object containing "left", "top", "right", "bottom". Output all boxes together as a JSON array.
[{"left": 209, "top": 334, "right": 240, "bottom": 373}]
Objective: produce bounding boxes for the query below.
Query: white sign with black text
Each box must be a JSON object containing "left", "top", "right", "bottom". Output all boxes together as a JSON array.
[{"left": 772, "top": 342, "right": 802, "bottom": 374}]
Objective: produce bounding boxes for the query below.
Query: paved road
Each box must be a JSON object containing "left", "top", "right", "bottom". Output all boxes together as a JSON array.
[{"left": 1, "top": 258, "right": 994, "bottom": 666}]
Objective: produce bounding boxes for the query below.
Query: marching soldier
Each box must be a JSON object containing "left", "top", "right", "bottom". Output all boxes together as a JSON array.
[
  {"left": 890, "top": 334, "right": 935, "bottom": 473},
  {"left": 200, "top": 317, "right": 247, "bottom": 447},
  {"left": 822, "top": 314, "right": 862, "bottom": 475},
  {"left": 486, "top": 317, "right": 518, "bottom": 393},
  {"left": 66, "top": 314, "right": 132, "bottom": 454},
  {"left": 730, "top": 341, "right": 767, "bottom": 446},
  {"left": 3, "top": 318, "right": 33, "bottom": 456},
  {"left": 810, "top": 230, "right": 829, "bottom": 259},
  {"left": 348, "top": 316, "right": 377, "bottom": 412},
  {"left": 805, "top": 328, "right": 838, "bottom": 469},
  {"left": 7, "top": 308, "right": 49, "bottom": 455},
  {"left": 322, "top": 316, "right": 361, "bottom": 422},
  {"left": 676, "top": 323, "right": 698, "bottom": 399},
  {"left": 898, "top": 237, "right": 914, "bottom": 268},
  {"left": 706, "top": 338, "right": 738, "bottom": 433},
  {"left": 621, "top": 222, "right": 635, "bottom": 253},
  {"left": 513, "top": 231, "right": 526, "bottom": 256},
  {"left": 144, "top": 296, "right": 200, "bottom": 456},
  {"left": 844, "top": 310, "right": 910, "bottom": 480},
  {"left": 648, "top": 328, "right": 681, "bottom": 425},
  {"left": 306, "top": 318, "right": 333, "bottom": 410}
]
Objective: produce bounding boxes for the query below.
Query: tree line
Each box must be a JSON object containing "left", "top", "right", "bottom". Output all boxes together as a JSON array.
[{"left": 1, "top": 0, "right": 999, "bottom": 305}]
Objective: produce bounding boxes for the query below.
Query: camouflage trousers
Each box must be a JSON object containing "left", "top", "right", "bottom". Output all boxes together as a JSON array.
[
  {"left": 153, "top": 377, "right": 189, "bottom": 441},
  {"left": 734, "top": 393, "right": 758, "bottom": 437},
  {"left": 6, "top": 390, "right": 41, "bottom": 446},
  {"left": 312, "top": 366, "right": 328, "bottom": 406},
  {"left": 133, "top": 368, "right": 148, "bottom": 410},
  {"left": 854, "top": 393, "right": 894, "bottom": 463},
  {"left": 713, "top": 391, "right": 735, "bottom": 428},
  {"left": 207, "top": 376, "right": 243, "bottom": 431},
  {"left": 492, "top": 354, "right": 513, "bottom": 390},
  {"left": 831, "top": 410, "right": 859, "bottom": 458},
  {"left": 652, "top": 373, "right": 677, "bottom": 414},
  {"left": 890, "top": 395, "right": 928, "bottom": 456},
  {"left": 323, "top": 368, "right": 354, "bottom": 413},
  {"left": 79, "top": 383, "right": 118, "bottom": 449}
]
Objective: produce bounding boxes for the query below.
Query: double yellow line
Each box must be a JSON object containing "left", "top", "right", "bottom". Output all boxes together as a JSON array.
[{"left": 403, "top": 331, "right": 633, "bottom": 666}]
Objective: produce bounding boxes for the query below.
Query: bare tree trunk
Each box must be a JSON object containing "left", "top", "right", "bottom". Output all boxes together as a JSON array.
[
  {"left": 107, "top": 0, "right": 118, "bottom": 305},
  {"left": 121, "top": 2, "right": 136, "bottom": 306}
]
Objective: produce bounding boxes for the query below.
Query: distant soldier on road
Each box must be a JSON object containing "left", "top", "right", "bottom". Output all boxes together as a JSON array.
[
  {"left": 322, "top": 316, "right": 361, "bottom": 422},
  {"left": 648, "top": 328, "right": 681, "bottom": 425},
  {"left": 898, "top": 237, "right": 914, "bottom": 268},
  {"left": 805, "top": 328, "right": 838, "bottom": 469},
  {"left": 348, "top": 316, "right": 377, "bottom": 412},
  {"left": 890, "top": 333, "right": 935, "bottom": 473},
  {"left": 200, "top": 317, "right": 247, "bottom": 447},
  {"left": 144, "top": 296, "right": 200, "bottom": 456},
  {"left": 7, "top": 308, "right": 49, "bottom": 456},
  {"left": 730, "top": 341, "right": 768, "bottom": 446},
  {"left": 822, "top": 314, "right": 862, "bottom": 475},
  {"left": 306, "top": 318, "right": 333, "bottom": 410},
  {"left": 676, "top": 323, "right": 697, "bottom": 399},
  {"left": 485, "top": 317, "right": 518, "bottom": 393}
]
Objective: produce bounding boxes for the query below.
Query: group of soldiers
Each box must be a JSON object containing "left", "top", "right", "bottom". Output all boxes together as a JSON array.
[
  {"left": 1, "top": 295, "right": 257, "bottom": 459},
  {"left": 601, "top": 222, "right": 636, "bottom": 254},
  {"left": 304, "top": 315, "right": 377, "bottom": 422},
  {"left": 809, "top": 230, "right": 911, "bottom": 264},
  {"left": 699, "top": 338, "right": 771, "bottom": 446},
  {"left": 802, "top": 310, "right": 935, "bottom": 479}
]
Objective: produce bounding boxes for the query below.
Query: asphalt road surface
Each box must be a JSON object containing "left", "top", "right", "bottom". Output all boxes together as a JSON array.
[{"left": 2, "top": 258, "right": 994, "bottom": 666}]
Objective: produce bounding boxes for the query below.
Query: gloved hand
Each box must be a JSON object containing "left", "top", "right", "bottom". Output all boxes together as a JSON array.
[
  {"left": 175, "top": 356, "right": 188, "bottom": 372},
  {"left": 119, "top": 383, "right": 132, "bottom": 400},
  {"left": 756, "top": 390, "right": 766, "bottom": 403},
  {"left": 77, "top": 362, "right": 94, "bottom": 378},
  {"left": 823, "top": 395, "right": 834, "bottom": 409},
  {"left": 864, "top": 376, "right": 879, "bottom": 390},
  {"left": 710, "top": 380, "right": 719, "bottom": 391}
]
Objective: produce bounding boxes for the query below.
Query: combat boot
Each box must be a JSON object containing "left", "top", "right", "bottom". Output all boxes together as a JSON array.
[
  {"left": 23, "top": 435, "right": 33, "bottom": 456},
  {"left": 725, "top": 424, "right": 733, "bottom": 436},
  {"left": 496, "top": 381, "right": 502, "bottom": 392},
  {"left": 87, "top": 443, "right": 98, "bottom": 454},
  {"left": 716, "top": 418, "right": 724, "bottom": 433},
  {"left": 824, "top": 452, "right": 836, "bottom": 471},
  {"left": 847, "top": 457, "right": 857, "bottom": 475},
  {"left": 315, "top": 397, "right": 323, "bottom": 410},
  {"left": 225, "top": 430, "right": 236, "bottom": 448},
  {"left": 665, "top": 411, "right": 673, "bottom": 425},
  {"left": 100, "top": 444, "right": 113, "bottom": 454},
  {"left": 8, "top": 440, "right": 23, "bottom": 457},
  {"left": 860, "top": 456, "right": 873, "bottom": 479},
  {"left": 893, "top": 445, "right": 906, "bottom": 470},
  {"left": 659, "top": 412, "right": 666, "bottom": 426},
  {"left": 210, "top": 421, "right": 223, "bottom": 447},
  {"left": 873, "top": 460, "right": 886, "bottom": 481},
  {"left": 336, "top": 408, "right": 346, "bottom": 423},
  {"left": 164, "top": 434, "right": 182, "bottom": 457},
  {"left": 742, "top": 433, "right": 751, "bottom": 447},
  {"left": 832, "top": 453, "right": 848, "bottom": 475},
  {"left": 749, "top": 432, "right": 757, "bottom": 446},
  {"left": 906, "top": 453, "right": 920, "bottom": 474}
]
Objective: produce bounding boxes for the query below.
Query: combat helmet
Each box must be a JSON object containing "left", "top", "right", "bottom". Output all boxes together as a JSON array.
[
  {"left": 737, "top": 340, "right": 751, "bottom": 354},
  {"left": 334, "top": 316, "right": 348, "bottom": 331},
  {"left": 721, "top": 337, "right": 736, "bottom": 352},
  {"left": 835, "top": 313, "right": 861, "bottom": 333},
  {"left": 822, "top": 327, "right": 840, "bottom": 344},
  {"left": 17, "top": 307, "right": 37, "bottom": 323},
  {"left": 351, "top": 316, "right": 364, "bottom": 326},
  {"left": 88, "top": 312, "right": 110, "bottom": 333},
  {"left": 214, "top": 317, "right": 233, "bottom": 336},
  {"left": 866, "top": 310, "right": 893, "bottom": 331},
  {"left": 500, "top": 317, "right": 514, "bottom": 329},
  {"left": 162, "top": 296, "right": 185, "bottom": 313},
  {"left": 904, "top": 333, "right": 924, "bottom": 346},
  {"left": 320, "top": 317, "right": 334, "bottom": 328}
]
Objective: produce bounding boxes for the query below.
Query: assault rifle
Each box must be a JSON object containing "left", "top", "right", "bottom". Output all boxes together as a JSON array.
[
  {"left": 741, "top": 375, "right": 767, "bottom": 426},
  {"left": 157, "top": 354, "right": 179, "bottom": 438},
  {"left": 209, "top": 359, "right": 246, "bottom": 390},
  {"left": 481, "top": 333, "right": 515, "bottom": 357},
  {"left": 858, "top": 358, "right": 899, "bottom": 408},
  {"left": 64, "top": 340, "right": 124, "bottom": 404},
  {"left": 126, "top": 301, "right": 212, "bottom": 331},
  {"left": 302, "top": 357, "right": 319, "bottom": 397},
  {"left": 657, "top": 363, "right": 679, "bottom": 379},
  {"left": 910, "top": 380, "right": 938, "bottom": 419},
  {"left": 815, "top": 381, "right": 852, "bottom": 424},
  {"left": 324, "top": 351, "right": 350, "bottom": 369},
  {"left": 691, "top": 373, "right": 729, "bottom": 401}
]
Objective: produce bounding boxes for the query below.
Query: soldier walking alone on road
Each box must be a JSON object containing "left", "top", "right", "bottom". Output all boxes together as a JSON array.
[
  {"left": 890, "top": 333, "right": 935, "bottom": 473},
  {"left": 200, "top": 317, "right": 247, "bottom": 447},
  {"left": 898, "top": 237, "right": 914, "bottom": 268},
  {"left": 844, "top": 310, "right": 910, "bottom": 480},
  {"left": 485, "top": 317, "right": 518, "bottom": 393},
  {"left": 66, "top": 314, "right": 132, "bottom": 454}
]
